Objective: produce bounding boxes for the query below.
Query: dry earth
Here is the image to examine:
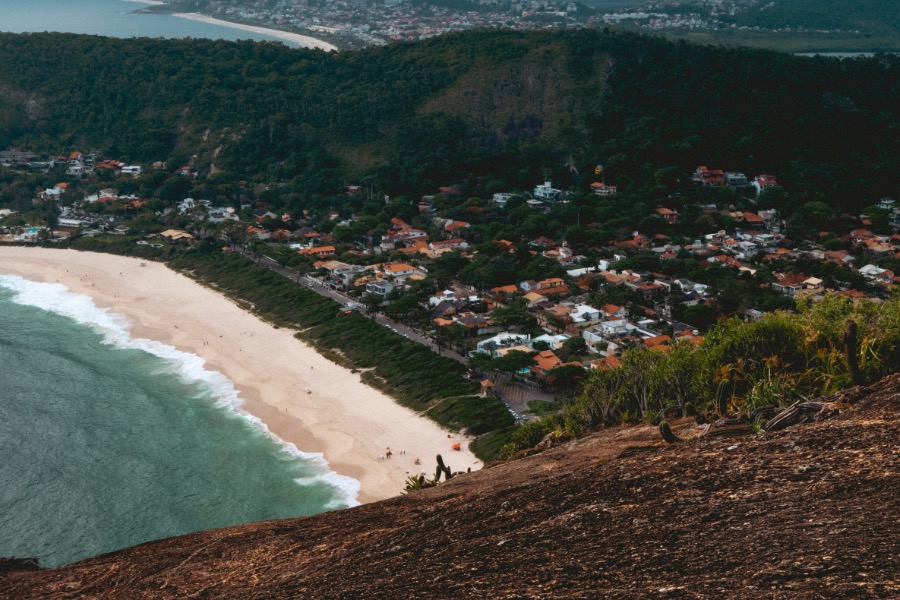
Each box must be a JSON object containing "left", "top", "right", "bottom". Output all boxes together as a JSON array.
[{"left": 3, "top": 375, "right": 898, "bottom": 599}]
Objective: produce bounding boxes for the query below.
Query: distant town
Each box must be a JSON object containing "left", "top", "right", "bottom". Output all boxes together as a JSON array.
[{"left": 158, "top": 0, "right": 871, "bottom": 49}]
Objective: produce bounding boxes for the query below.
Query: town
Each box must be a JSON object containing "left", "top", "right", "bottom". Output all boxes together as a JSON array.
[
  {"left": 2, "top": 147, "right": 898, "bottom": 417},
  {"left": 156, "top": 0, "right": 869, "bottom": 49}
]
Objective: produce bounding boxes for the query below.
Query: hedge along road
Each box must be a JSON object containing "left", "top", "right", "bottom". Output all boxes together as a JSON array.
[{"left": 241, "top": 247, "right": 556, "bottom": 420}]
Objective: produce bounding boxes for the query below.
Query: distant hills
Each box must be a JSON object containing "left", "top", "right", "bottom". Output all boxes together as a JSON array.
[{"left": 0, "top": 29, "right": 897, "bottom": 210}]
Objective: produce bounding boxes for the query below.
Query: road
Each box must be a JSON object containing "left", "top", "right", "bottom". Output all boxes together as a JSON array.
[{"left": 245, "top": 249, "right": 558, "bottom": 420}]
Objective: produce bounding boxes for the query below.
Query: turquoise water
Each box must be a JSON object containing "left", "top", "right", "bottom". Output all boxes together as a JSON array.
[
  {"left": 0, "top": 275, "right": 356, "bottom": 567},
  {"left": 0, "top": 0, "right": 300, "bottom": 46}
]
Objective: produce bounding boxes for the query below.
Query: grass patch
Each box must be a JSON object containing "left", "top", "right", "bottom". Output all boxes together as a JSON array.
[
  {"left": 526, "top": 399, "right": 561, "bottom": 416},
  {"left": 470, "top": 426, "right": 518, "bottom": 462},
  {"left": 427, "top": 395, "right": 515, "bottom": 436}
]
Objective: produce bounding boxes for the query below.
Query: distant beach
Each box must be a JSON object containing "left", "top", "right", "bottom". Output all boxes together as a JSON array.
[
  {"left": 172, "top": 12, "right": 338, "bottom": 52},
  {"left": 0, "top": 247, "right": 480, "bottom": 503}
]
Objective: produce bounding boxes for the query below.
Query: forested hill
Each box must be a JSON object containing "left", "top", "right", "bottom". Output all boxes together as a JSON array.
[
  {"left": 0, "top": 29, "right": 897, "bottom": 209},
  {"left": 723, "top": 0, "right": 899, "bottom": 39}
]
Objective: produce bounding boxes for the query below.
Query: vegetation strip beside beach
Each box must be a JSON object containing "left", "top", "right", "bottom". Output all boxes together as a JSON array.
[{"left": 164, "top": 251, "right": 515, "bottom": 458}]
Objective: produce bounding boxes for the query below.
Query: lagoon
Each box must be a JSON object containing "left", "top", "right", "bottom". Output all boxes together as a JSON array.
[{"left": 0, "top": 0, "right": 301, "bottom": 47}]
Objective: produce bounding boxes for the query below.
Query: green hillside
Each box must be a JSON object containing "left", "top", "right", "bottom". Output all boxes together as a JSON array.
[{"left": 0, "top": 29, "right": 897, "bottom": 210}]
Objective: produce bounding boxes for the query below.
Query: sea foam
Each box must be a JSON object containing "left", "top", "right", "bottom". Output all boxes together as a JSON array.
[{"left": 0, "top": 274, "right": 361, "bottom": 507}]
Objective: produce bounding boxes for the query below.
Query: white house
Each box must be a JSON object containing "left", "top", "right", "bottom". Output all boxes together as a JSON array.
[{"left": 533, "top": 181, "right": 562, "bottom": 202}]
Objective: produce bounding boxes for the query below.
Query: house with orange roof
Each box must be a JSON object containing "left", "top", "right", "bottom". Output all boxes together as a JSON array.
[
  {"left": 655, "top": 207, "right": 678, "bottom": 224},
  {"left": 771, "top": 272, "right": 819, "bottom": 297},
  {"left": 692, "top": 166, "right": 726, "bottom": 186},
  {"left": 752, "top": 174, "right": 778, "bottom": 196},
  {"left": 444, "top": 220, "right": 471, "bottom": 233},
  {"left": 380, "top": 262, "right": 416, "bottom": 280},
  {"left": 490, "top": 284, "right": 519, "bottom": 298},
  {"left": 741, "top": 212, "right": 765, "bottom": 225},
  {"left": 590, "top": 182, "right": 617, "bottom": 196},
  {"left": 642, "top": 334, "right": 672, "bottom": 352},
  {"left": 430, "top": 238, "right": 468, "bottom": 251},
  {"left": 298, "top": 245, "right": 335, "bottom": 257},
  {"left": 589, "top": 355, "right": 621, "bottom": 370},
  {"left": 530, "top": 350, "right": 564, "bottom": 376},
  {"left": 530, "top": 277, "right": 569, "bottom": 297},
  {"left": 601, "top": 304, "right": 628, "bottom": 319}
]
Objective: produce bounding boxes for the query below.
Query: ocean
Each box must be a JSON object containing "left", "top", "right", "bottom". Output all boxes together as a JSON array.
[
  {"left": 0, "top": 0, "right": 300, "bottom": 46},
  {"left": 0, "top": 275, "right": 357, "bottom": 567}
]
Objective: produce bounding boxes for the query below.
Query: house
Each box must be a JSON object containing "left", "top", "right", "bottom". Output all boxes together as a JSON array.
[
  {"left": 590, "top": 182, "right": 617, "bottom": 196},
  {"left": 382, "top": 262, "right": 416, "bottom": 281},
  {"left": 443, "top": 220, "right": 471, "bottom": 233},
  {"left": 589, "top": 355, "right": 621, "bottom": 370},
  {"left": 741, "top": 212, "right": 765, "bottom": 226},
  {"left": 725, "top": 172, "right": 749, "bottom": 187},
  {"left": 332, "top": 264, "right": 366, "bottom": 288},
  {"left": 824, "top": 250, "right": 856, "bottom": 267},
  {"left": 655, "top": 207, "right": 678, "bottom": 224},
  {"left": 771, "top": 273, "right": 819, "bottom": 297},
  {"left": 453, "top": 312, "right": 494, "bottom": 334},
  {"left": 492, "top": 193, "right": 513, "bottom": 207},
  {"left": 365, "top": 280, "right": 395, "bottom": 296},
  {"left": 530, "top": 277, "right": 569, "bottom": 296},
  {"left": 642, "top": 334, "right": 672, "bottom": 352},
  {"left": 752, "top": 174, "right": 778, "bottom": 196},
  {"left": 429, "top": 238, "right": 468, "bottom": 252},
  {"left": 532, "top": 333, "right": 571, "bottom": 350},
  {"left": 298, "top": 245, "right": 335, "bottom": 257},
  {"left": 692, "top": 166, "right": 726, "bottom": 186},
  {"left": 490, "top": 284, "right": 520, "bottom": 298},
  {"left": 569, "top": 304, "right": 602, "bottom": 324},
  {"left": 876, "top": 197, "right": 896, "bottom": 212},
  {"left": 533, "top": 180, "right": 563, "bottom": 202},
  {"left": 530, "top": 350, "right": 565, "bottom": 376},
  {"left": 160, "top": 229, "right": 194, "bottom": 242},
  {"left": 475, "top": 332, "right": 532, "bottom": 357},
  {"left": 858, "top": 264, "right": 893, "bottom": 283},
  {"left": 600, "top": 304, "right": 628, "bottom": 319}
]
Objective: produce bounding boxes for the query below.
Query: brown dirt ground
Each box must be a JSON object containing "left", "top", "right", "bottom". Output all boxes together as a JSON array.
[{"left": 2, "top": 375, "right": 898, "bottom": 599}]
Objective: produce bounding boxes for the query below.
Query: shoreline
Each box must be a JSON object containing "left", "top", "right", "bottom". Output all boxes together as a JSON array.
[
  {"left": 0, "top": 247, "right": 480, "bottom": 504},
  {"left": 171, "top": 12, "right": 338, "bottom": 52}
]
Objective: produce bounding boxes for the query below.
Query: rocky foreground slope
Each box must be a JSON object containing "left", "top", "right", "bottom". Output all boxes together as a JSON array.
[{"left": 3, "top": 376, "right": 898, "bottom": 599}]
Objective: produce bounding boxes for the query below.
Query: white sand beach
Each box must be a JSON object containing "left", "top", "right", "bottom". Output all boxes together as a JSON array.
[
  {"left": 172, "top": 12, "right": 338, "bottom": 52},
  {"left": 0, "top": 247, "right": 480, "bottom": 503}
]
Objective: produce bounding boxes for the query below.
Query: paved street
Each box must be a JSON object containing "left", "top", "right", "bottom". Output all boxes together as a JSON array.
[{"left": 246, "top": 249, "right": 558, "bottom": 420}]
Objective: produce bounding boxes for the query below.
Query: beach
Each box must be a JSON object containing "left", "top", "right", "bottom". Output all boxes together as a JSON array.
[
  {"left": 0, "top": 247, "right": 480, "bottom": 504},
  {"left": 172, "top": 12, "right": 338, "bottom": 52}
]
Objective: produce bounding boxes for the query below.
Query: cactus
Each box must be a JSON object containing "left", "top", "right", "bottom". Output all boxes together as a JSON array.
[
  {"left": 436, "top": 454, "right": 453, "bottom": 480},
  {"left": 844, "top": 319, "right": 863, "bottom": 386},
  {"left": 659, "top": 420, "right": 681, "bottom": 444},
  {"left": 683, "top": 402, "right": 696, "bottom": 417}
]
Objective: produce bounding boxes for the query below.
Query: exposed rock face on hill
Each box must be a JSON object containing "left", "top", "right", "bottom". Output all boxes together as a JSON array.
[{"left": 3, "top": 376, "right": 897, "bottom": 598}]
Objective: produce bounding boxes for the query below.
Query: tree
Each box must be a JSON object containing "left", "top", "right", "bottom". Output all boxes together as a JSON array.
[
  {"left": 383, "top": 294, "right": 426, "bottom": 324},
  {"left": 491, "top": 302, "right": 533, "bottom": 331},
  {"left": 650, "top": 340, "right": 699, "bottom": 413},
  {"left": 557, "top": 335, "right": 587, "bottom": 361},
  {"left": 571, "top": 367, "right": 624, "bottom": 428},
  {"left": 362, "top": 292, "right": 383, "bottom": 316},
  {"left": 618, "top": 347, "right": 662, "bottom": 419},
  {"left": 493, "top": 350, "right": 536, "bottom": 377},
  {"left": 547, "top": 364, "right": 586, "bottom": 395}
]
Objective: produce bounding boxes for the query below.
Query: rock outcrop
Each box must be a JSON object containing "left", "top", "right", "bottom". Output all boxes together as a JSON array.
[{"left": 3, "top": 375, "right": 898, "bottom": 599}]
